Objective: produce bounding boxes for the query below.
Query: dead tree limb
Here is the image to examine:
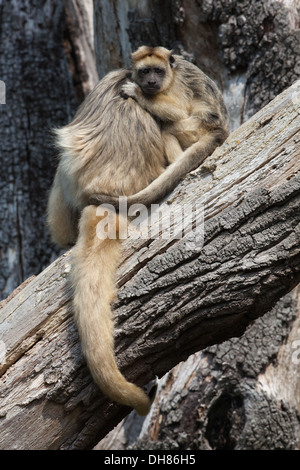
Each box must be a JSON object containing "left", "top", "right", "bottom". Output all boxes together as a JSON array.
[{"left": 0, "top": 81, "right": 299, "bottom": 450}]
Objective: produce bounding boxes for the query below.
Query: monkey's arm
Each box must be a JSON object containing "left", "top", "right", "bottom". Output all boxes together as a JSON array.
[
  {"left": 122, "top": 82, "right": 189, "bottom": 122},
  {"left": 88, "top": 127, "right": 228, "bottom": 209}
]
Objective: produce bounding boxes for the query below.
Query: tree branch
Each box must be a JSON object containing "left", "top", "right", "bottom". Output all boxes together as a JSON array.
[{"left": 0, "top": 81, "right": 299, "bottom": 450}]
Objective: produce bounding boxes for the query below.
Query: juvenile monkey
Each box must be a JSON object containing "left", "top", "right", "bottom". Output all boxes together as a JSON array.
[
  {"left": 47, "top": 46, "right": 229, "bottom": 415},
  {"left": 122, "top": 45, "right": 205, "bottom": 162},
  {"left": 89, "top": 46, "right": 229, "bottom": 208}
]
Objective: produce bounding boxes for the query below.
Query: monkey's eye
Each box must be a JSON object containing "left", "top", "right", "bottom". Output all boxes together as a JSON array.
[
  {"left": 154, "top": 68, "right": 164, "bottom": 75},
  {"left": 141, "top": 68, "right": 150, "bottom": 75}
]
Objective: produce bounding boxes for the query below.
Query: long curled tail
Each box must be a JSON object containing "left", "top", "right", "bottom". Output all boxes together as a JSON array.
[{"left": 71, "top": 205, "right": 151, "bottom": 415}]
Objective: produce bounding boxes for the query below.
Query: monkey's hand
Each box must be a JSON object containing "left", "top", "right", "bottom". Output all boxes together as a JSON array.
[{"left": 121, "top": 81, "right": 141, "bottom": 100}]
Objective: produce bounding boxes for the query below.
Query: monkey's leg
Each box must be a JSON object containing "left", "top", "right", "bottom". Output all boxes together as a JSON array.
[
  {"left": 162, "top": 131, "right": 183, "bottom": 163},
  {"left": 47, "top": 173, "right": 78, "bottom": 248}
]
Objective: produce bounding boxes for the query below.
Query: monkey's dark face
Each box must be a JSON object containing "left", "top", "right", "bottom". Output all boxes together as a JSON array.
[{"left": 137, "top": 66, "right": 166, "bottom": 95}]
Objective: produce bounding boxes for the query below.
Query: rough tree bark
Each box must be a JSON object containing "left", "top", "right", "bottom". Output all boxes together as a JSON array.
[
  {"left": 65, "top": 0, "right": 98, "bottom": 100},
  {"left": 177, "top": 0, "right": 300, "bottom": 127},
  {"left": 0, "top": 0, "right": 96, "bottom": 300},
  {"left": 0, "top": 81, "right": 299, "bottom": 450},
  {"left": 0, "top": 0, "right": 75, "bottom": 299},
  {"left": 93, "top": 0, "right": 179, "bottom": 78},
  {"left": 97, "top": 279, "right": 300, "bottom": 450}
]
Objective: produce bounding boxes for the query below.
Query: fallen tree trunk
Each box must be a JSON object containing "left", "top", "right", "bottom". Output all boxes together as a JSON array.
[
  {"left": 99, "top": 278, "right": 300, "bottom": 450},
  {"left": 0, "top": 81, "right": 299, "bottom": 450}
]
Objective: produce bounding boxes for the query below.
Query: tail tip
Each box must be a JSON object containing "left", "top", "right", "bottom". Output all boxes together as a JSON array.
[{"left": 135, "top": 401, "right": 151, "bottom": 416}]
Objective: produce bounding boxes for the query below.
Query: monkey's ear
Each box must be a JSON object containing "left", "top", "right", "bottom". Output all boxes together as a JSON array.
[{"left": 169, "top": 54, "right": 176, "bottom": 68}]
